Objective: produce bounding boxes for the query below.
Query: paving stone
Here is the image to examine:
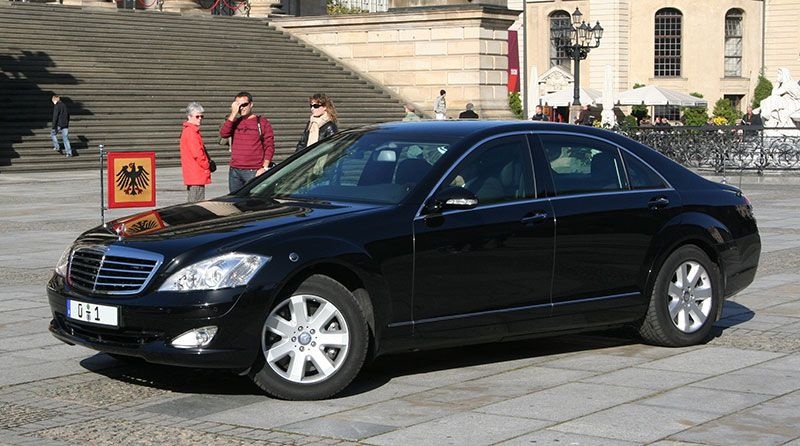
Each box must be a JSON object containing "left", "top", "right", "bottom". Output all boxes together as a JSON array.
[
  {"left": 692, "top": 365, "right": 800, "bottom": 396},
  {"left": 202, "top": 399, "right": 352, "bottom": 430},
  {"left": 638, "top": 386, "right": 772, "bottom": 415},
  {"left": 279, "top": 417, "right": 395, "bottom": 441},
  {"left": 639, "top": 347, "right": 782, "bottom": 375},
  {"left": 554, "top": 403, "right": 720, "bottom": 444},
  {"left": 671, "top": 391, "right": 800, "bottom": 446},
  {"left": 477, "top": 382, "right": 654, "bottom": 422},
  {"left": 320, "top": 397, "right": 454, "bottom": 428},
  {"left": 143, "top": 394, "right": 267, "bottom": 419},
  {"left": 495, "top": 428, "right": 639, "bottom": 446},
  {"left": 364, "top": 412, "right": 550, "bottom": 446},
  {"left": 580, "top": 366, "right": 706, "bottom": 390}
]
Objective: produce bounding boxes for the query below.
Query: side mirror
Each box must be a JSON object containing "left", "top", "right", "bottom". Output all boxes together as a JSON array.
[{"left": 424, "top": 186, "right": 478, "bottom": 214}]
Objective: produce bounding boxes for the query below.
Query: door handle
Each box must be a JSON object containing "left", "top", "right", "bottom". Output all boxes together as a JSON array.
[
  {"left": 648, "top": 197, "right": 670, "bottom": 210},
  {"left": 521, "top": 212, "right": 548, "bottom": 224}
]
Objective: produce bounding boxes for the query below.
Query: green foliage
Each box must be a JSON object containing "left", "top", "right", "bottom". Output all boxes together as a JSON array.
[
  {"left": 712, "top": 97, "right": 740, "bottom": 126},
  {"left": 508, "top": 92, "right": 523, "bottom": 119},
  {"left": 630, "top": 83, "right": 648, "bottom": 122},
  {"left": 620, "top": 114, "right": 638, "bottom": 130},
  {"left": 752, "top": 74, "right": 772, "bottom": 109},
  {"left": 681, "top": 92, "right": 709, "bottom": 126},
  {"left": 327, "top": 0, "right": 366, "bottom": 14}
]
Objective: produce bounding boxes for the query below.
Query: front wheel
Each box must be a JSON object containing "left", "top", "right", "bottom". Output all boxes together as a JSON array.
[
  {"left": 639, "top": 245, "right": 721, "bottom": 347},
  {"left": 249, "top": 275, "right": 369, "bottom": 400}
]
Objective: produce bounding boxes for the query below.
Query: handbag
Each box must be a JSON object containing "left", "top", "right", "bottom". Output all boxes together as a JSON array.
[{"left": 204, "top": 147, "right": 217, "bottom": 173}]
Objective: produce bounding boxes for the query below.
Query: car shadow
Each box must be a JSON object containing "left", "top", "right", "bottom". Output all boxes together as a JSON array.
[
  {"left": 709, "top": 300, "right": 756, "bottom": 338},
  {"left": 80, "top": 327, "right": 639, "bottom": 399}
]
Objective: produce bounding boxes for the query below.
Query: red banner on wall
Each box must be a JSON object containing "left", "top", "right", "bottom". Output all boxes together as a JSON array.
[
  {"left": 107, "top": 152, "right": 156, "bottom": 208},
  {"left": 508, "top": 30, "right": 520, "bottom": 93}
]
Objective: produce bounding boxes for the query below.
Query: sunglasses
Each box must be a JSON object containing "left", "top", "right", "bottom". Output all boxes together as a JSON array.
[
  {"left": 193, "top": 114, "right": 204, "bottom": 119},
  {"left": 310, "top": 103, "right": 324, "bottom": 109},
  {"left": 239, "top": 102, "right": 251, "bottom": 108}
]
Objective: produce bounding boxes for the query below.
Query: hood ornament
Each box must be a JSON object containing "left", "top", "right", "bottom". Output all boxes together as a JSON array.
[{"left": 114, "top": 223, "right": 126, "bottom": 241}]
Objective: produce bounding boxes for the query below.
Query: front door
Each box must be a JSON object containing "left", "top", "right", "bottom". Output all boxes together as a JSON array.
[{"left": 412, "top": 135, "right": 555, "bottom": 344}]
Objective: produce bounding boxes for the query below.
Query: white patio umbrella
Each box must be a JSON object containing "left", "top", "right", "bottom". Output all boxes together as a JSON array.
[
  {"left": 539, "top": 87, "right": 602, "bottom": 107},
  {"left": 612, "top": 85, "right": 707, "bottom": 107}
]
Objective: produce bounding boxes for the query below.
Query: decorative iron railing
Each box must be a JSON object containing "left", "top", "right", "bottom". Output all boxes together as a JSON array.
[{"left": 619, "top": 126, "right": 800, "bottom": 175}]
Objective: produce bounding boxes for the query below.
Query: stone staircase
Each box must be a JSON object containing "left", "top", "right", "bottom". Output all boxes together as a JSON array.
[{"left": 0, "top": 1, "right": 406, "bottom": 173}]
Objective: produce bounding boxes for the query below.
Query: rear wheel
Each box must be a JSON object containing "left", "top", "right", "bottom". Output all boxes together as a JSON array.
[
  {"left": 249, "top": 275, "right": 369, "bottom": 400},
  {"left": 639, "top": 245, "right": 721, "bottom": 347}
]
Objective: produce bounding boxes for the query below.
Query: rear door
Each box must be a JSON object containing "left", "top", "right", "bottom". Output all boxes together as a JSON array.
[{"left": 534, "top": 133, "right": 682, "bottom": 329}]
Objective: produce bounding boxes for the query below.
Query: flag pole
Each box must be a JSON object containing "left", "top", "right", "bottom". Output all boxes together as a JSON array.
[{"left": 99, "top": 145, "right": 106, "bottom": 225}]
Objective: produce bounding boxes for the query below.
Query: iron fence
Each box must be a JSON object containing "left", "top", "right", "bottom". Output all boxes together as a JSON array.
[{"left": 619, "top": 126, "right": 800, "bottom": 175}]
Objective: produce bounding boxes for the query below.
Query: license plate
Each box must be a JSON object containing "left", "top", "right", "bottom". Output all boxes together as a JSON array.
[{"left": 67, "top": 299, "right": 118, "bottom": 327}]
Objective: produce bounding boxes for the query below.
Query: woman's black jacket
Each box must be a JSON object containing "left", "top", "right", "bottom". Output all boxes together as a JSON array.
[{"left": 295, "top": 121, "right": 338, "bottom": 152}]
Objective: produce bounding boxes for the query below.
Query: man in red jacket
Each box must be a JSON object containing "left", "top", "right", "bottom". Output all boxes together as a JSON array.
[
  {"left": 180, "top": 102, "right": 211, "bottom": 203},
  {"left": 219, "top": 91, "right": 275, "bottom": 193}
]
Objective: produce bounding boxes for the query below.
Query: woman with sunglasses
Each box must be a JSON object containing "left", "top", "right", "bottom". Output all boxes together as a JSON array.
[{"left": 296, "top": 93, "right": 338, "bottom": 152}]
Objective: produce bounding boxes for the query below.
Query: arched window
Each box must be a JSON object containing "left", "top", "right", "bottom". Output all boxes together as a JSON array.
[
  {"left": 654, "top": 8, "right": 682, "bottom": 77},
  {"left": 549, "top": 10, "right": 571, "bottom": 68},
  {"left": 725, "top": 9, "right": 744, "bottom": 77}
]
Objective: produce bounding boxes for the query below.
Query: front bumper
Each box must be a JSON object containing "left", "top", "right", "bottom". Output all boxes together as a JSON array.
[{"left": 47, "top": 275, "right": 275, "bottom": 369}]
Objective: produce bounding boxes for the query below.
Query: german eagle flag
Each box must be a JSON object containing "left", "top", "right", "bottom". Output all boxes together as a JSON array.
[{"left": 107, "top": 152, "right": 156, "bottom": 208}]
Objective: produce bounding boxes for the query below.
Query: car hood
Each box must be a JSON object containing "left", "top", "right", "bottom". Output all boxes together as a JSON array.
[{"left": 83, "top": 197, "right": 381, "bottom": 246}]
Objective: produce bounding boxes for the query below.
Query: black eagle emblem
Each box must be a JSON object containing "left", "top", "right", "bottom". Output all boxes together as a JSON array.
[
  {"left": 129, "top": 219, "right": 158, "bottom": 234},
  {"left": 115, "top": 162, "right": 150, "bottom": 196}
]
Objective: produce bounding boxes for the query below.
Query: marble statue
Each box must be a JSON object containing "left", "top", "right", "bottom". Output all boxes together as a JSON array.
[{"left": 755, "top": 68, "right": 800, "bottom": 136}]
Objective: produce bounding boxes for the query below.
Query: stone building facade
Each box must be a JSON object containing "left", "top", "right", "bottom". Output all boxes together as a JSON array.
[{"left": 518, "top": 0, "right": 800, "bottom": 118}]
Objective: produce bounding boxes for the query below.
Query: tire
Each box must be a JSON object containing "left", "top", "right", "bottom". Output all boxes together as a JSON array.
[
  {"left": 639, "top": 245, "right": 721, "bottom": 347},
  {"left": 249, "top": 274, "right": 369, "bottom": 400}
]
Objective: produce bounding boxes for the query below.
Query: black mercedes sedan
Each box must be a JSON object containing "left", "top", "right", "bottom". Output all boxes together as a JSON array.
[{"left": 48, "top": 121, "right": 760, "bottom": 400}]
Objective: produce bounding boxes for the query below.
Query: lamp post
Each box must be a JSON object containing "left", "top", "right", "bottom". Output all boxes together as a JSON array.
[{"left": 553, "top": 7, "right": 603, "bottom": 122}]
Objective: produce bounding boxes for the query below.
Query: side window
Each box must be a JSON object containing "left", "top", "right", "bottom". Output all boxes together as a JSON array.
[
  {"left": 622, "top": 151, "right": 668, "bottom": 190},
  {"left": 540, "top": 135, "right": 628, "bottom": 195},
  {"left": 444, "top": 136, "right": 535, "bottom": 205}
]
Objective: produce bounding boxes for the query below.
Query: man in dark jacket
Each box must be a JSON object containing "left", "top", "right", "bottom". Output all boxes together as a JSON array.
[
  {"left": 530, "top": 105, "right": 549, "bottom": 121},
  {"left": 51, "top": 95, "right": 73, "bottom": 157},
  {"left": 458, "top": 103, "right": 479, "bottom": 119}
]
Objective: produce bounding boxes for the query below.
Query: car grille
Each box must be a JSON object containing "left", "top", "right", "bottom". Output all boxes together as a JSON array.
[{"left": 68, "top": 245, "right": 163, "bottom": 295}]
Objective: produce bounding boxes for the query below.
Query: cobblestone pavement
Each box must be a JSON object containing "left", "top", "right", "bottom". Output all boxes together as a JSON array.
[{"left": 1, "top": 166, "right": 799, "bottom": 446}]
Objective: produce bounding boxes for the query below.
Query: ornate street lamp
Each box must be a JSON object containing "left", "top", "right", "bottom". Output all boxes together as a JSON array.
[{"left": 553, "top": 8, "right": 603, "bottom": 118}]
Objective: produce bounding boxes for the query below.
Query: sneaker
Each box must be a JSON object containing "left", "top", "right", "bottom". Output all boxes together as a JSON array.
[{"left": 65, "top": 154, "right": 73, "bottom": 158}]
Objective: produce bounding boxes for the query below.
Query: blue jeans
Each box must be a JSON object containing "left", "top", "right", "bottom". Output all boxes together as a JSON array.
[
  {"left": 51, "top": 127, "right": 72, "bottom": 156},
  {"left": 228, "top": 167, "right": 257, "bottom": 193}
]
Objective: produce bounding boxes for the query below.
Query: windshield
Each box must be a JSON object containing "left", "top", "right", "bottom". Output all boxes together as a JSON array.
[{"left": 246, "top": 129, "right": 455, "bottom": 204}]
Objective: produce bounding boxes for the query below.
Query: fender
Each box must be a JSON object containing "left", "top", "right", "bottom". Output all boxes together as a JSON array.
[
  {"left": 246, "top": 235, "right": 403, "bottom": 356},
  {"left": 640, "top": 211, "right": 733, "bottom": 302}
]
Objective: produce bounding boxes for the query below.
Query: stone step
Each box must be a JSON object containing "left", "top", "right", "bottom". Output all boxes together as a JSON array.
[{"left": 0, "top": 2, "right": 406, "bottom": 173}]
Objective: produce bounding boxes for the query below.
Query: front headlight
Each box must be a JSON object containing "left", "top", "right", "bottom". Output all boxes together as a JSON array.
[
  {"left": 54, "top": 246, "right": 71, "bottom": 277},
  {"left": 158, "top": 253, "right": 270, "bottom": 292}
]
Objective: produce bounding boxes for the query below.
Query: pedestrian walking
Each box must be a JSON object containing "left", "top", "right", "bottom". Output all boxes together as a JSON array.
[
  {"left": 296, "top": 93, "right": 338, "bottom": 152},
  {"left": 180, "top": 102, "right": 211, "bottom": 203},
  {"left": 51, "top": 94, "right": 73, "bottom": 157},
  {"left": 219, "top": 91, "right": 275, "bottom": 193},
  {"left": 434, "top": 89, "right": 447, "bottom": 120}
]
